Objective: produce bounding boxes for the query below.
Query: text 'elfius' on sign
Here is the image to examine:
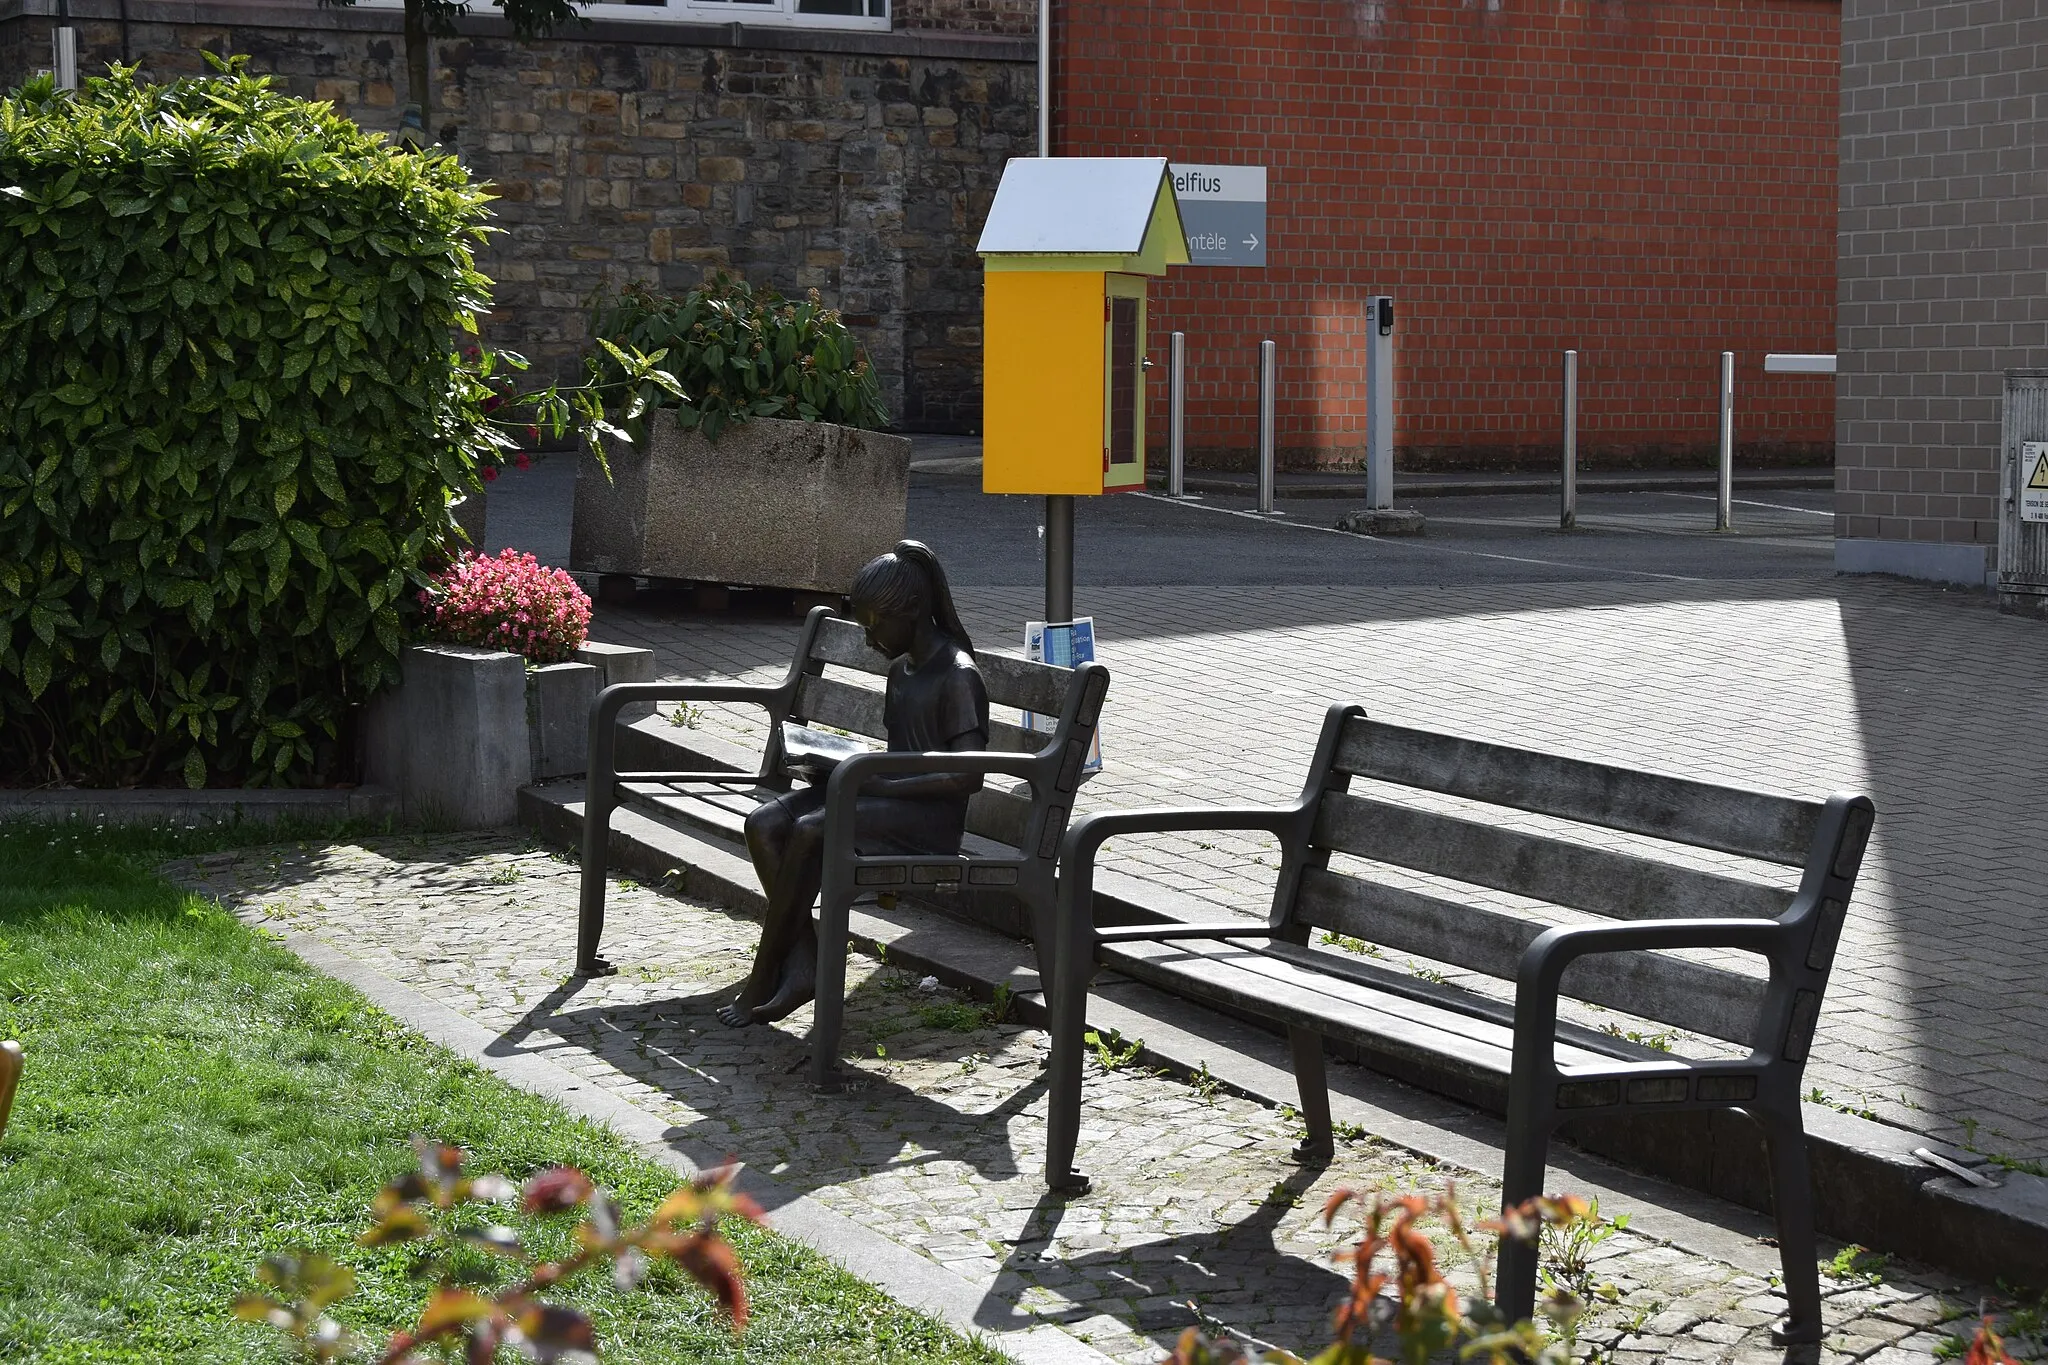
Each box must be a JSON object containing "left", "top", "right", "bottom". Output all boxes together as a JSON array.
[{"left": 1170, "top": 163, "right": 1266, "bottom": 268}]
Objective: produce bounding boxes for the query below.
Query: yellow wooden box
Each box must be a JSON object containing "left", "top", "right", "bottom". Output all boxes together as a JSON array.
[{"left": 977, "top": 158, "right": 1188, "bottom": 496}]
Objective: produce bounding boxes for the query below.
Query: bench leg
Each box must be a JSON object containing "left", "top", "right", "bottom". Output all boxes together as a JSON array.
[
  {"left": 1495, "top": 1096, "right": 1550, "bottom": 1326},
  {"left": 575, "top": 784, "right": 615, "bottom": 977},
  {"left": 807, "top": 882, "right": 852, "bottom": 1091},
  {"left": 1763, "top": 1109, "right": 1823, "bottom": 1350},
  {"left": 1043, "top": 966, "right": 1092, "bottom": 1192},
  {"left": 1288, "top": 1026, "right": 1334, "bottom": 1162}
]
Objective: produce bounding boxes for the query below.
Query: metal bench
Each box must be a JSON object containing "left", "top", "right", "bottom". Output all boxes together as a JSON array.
[
  {"left": 577, "top": 605, "right": 1109, "bottom": 1086},
  {"left": 1045, "top": 703, "right": 1875, "bottom": 1346}
]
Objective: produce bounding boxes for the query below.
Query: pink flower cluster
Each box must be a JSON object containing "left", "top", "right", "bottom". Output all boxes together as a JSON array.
[{"left": 423, "top": 549, "right": 592, "bottom": 665}]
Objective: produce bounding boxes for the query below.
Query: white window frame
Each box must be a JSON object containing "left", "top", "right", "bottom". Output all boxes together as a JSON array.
[{"left": 352, "top": 0, "right": 889, "bottom": 31}]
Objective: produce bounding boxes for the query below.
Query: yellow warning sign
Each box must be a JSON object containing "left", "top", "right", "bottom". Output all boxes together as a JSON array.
[{"left": 2026, "top": 442, "right": 2048, "bottom": 524}]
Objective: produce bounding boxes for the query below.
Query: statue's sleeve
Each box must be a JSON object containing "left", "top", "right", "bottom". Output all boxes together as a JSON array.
[{"left": 936, "top": 662, "right": 991, "bottom": 747}]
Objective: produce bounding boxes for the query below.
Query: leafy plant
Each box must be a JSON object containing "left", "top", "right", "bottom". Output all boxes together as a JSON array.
[
  {"left": 0, "top": 59, "right": 499, "bottom": 789},
  {"left": 238, "top": 1136, "right": 764, "bottom": 1362},
  {"left": 1965, "top": 1319, "right": 2024, "bottom": 1365},
  {"left": 420, "top": 548, "right": 591, "bottom": 664},
  {"left": 1824, "top": 1242, "right": 1890, "bottom": 1285},
  {"left": 586, "top": 275, "right": 889, "bottom": 442},
  {"left": 1168, "top": 1186, "right": 1592, "bottom": 1365},
  {"left": 1084, "top": 1026, "right": 1144, "bottom": 1071},
  {"left": 1541, "top": 1195, "right": 1631, "bottom": 1300}
]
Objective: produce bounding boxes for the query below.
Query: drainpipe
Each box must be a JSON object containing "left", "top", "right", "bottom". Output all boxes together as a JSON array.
[{"left": 1037, "top": 0, "right": 1050, "bottom": 156}]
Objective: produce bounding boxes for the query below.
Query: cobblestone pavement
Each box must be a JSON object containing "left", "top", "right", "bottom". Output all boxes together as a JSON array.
[
  {"left": 171, "top": 838, "right": 2043, "bottom": 1365},
  {"left": 585, "top": 575, "right": 2048, "bottom": 1169}
]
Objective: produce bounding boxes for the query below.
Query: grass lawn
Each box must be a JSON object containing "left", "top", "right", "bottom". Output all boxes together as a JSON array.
[{"left": 0, "top": 820, "right": 1009, "bottom": 1364}]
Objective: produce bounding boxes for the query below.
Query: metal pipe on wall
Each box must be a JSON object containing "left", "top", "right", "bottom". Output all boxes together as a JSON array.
[
  {"left": 1257, "top": 339, "right": 1277, "bottom": 515},
  {"left": 1561, "top": 349, "right": 1578, "bottom": 532},
  {"left": 52, "top": 25, "right": 77, "bottom": 90},
  {"left": 1167, "top": 331, "right": 1187, "bottom": 498},
  {"left": 1037, "top": 0, "right": 1051, "bottom": 156},
  {"left": 1717, "top": 351, "right": 1734, "bottom": 531}
]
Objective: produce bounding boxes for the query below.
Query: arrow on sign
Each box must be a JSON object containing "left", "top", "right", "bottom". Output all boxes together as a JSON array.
[{"left": 1244, "top": 234, "right": 1260, "bottom": 250}]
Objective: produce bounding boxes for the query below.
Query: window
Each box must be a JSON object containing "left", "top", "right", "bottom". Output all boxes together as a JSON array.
[
  {"left": 595, "top": 0, "right": 890, "bottom": 26},
  {"left": 352, "top": 0, "right": 889, "bottom": 30}
]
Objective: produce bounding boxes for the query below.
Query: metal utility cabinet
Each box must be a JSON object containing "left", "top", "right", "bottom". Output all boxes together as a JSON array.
[{"left": 1999, "top": 369, "right": 2048, "bottom": 616}]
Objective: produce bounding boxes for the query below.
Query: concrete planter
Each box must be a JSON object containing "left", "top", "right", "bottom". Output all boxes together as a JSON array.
[
  {"left": 361, "top": 641, "right": 654, "bottom": 827},
  {"left": 569, "top": 415, "right": 912, "bottom": 593}
]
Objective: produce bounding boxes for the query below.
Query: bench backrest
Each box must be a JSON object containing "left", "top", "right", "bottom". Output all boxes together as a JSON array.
[
  {"left": 1282, "top": 709, "right": 1874, "bottom": 1049},
  {"left": 786, "top": 614, "right": 1100, "bottom": 856}
]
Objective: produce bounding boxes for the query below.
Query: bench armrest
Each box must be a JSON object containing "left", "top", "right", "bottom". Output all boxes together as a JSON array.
[
  {"left": 1053, "top": 805, "right": 1305, "bottom": 956},
  {"left": 592, "top": 680, "right": 789, "bottom": 726},
  {"left": 1511, "top": 917, "right": 1790, "bottom": 1074},
  {"left": 819, "top": 749, "right": 1046, "bottom": 863},
  {"left": 1060, "top": 805, "right": 1303, "bottom": 866}
]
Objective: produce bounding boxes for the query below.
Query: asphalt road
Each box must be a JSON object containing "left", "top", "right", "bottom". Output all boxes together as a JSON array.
[{"left": 486, "top": 456, "right": 1835, "bottom": 589}]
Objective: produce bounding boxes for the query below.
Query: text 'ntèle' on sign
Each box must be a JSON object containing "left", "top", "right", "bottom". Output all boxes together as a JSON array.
[{"left": 1170, "top": 164, "right": 1266, "bottom": 268}]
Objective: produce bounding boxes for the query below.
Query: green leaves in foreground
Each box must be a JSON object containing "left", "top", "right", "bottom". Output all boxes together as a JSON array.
[{"left": 0, "top": 56, "right": 498, "bottom": 788}]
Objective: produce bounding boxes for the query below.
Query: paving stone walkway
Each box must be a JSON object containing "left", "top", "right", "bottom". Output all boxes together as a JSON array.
[
  {"left": 171, "top": 836, "right": 2043, "bottom": 1365},
  {"left": 586, "top": 576, "right": 2048, "bottom": 1168}
]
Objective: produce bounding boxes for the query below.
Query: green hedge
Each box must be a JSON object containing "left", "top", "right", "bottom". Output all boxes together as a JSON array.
[{"left": 0, "top": 59, "right": 498, "bottom": 788}]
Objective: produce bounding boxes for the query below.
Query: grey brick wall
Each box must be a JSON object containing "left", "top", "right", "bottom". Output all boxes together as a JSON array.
[
  {"left": 0, "top": 2, "right": 1036, "bottom": 433},
  {"left": 1837, "top": 0, "right": 2048, "bottom": 582}
]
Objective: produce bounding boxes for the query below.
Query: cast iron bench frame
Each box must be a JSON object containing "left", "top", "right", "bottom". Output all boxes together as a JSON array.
[
  {"left": 1046, "top": 703, "right": 1874, "bottom": 1345},
  {"left": 576, "top": 605, "right": 1109, "bottom": 1087}
]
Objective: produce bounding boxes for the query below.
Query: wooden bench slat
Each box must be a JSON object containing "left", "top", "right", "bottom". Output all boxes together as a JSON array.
[
  {"left": 1101, "top": 939, "right": 1631, "bottom": 1080},
  {"left": 795, "top": 675, "right": 1043, "bottom": 754},
  {"left": 1337, "top": 719, "right": 1821, "bottom": 867},
  {"left": 811, "top": 616, "right": 1074, "bottom": 716},
  {"left": 1312, "top": 790, "right": 1795, "bottom": 924},
  {"left": 1295, "top": 869, "right": 1766, "bottom": 1045}
]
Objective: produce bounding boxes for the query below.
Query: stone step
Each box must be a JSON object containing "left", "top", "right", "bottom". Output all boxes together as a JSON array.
[{"left": 519, "top": 775, "right": 2048, "bottom": 1291}]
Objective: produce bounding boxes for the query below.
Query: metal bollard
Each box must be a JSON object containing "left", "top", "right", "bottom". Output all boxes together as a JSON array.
[
  {"left": 1717, "top": 351, "right": 1734, "bottom": 531},
  {"left": 1168, "top": 331, "right": 1187, "bottom": 498},
  {"left": 1257, "top": 339, "right": 1277, "bottom": 515},
  {"left": 1561, "top": 349, "right": 1578, "bottom": 532}
]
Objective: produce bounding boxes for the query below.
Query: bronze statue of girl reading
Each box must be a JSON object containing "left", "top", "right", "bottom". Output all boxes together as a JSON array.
[{"left": 717, "top": 541, "right": 989, "bottom": 1028}]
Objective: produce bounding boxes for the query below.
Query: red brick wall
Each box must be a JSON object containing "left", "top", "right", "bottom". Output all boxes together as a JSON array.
[{"left": 1055, "top": 0, "right": 1839, "bottom": 471}]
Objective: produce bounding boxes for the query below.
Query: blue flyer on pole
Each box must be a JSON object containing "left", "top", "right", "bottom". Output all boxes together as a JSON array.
[{"left": 1023, "top": 618, "right": 1103, "bottom": 774}]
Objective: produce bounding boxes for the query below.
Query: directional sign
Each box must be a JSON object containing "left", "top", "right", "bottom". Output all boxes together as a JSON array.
[{"left": 1170, "top": 164, "right": 1266, "bottom": 268}]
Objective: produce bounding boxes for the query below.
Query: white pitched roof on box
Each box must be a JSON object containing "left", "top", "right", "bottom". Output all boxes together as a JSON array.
[{"left": 976, "top": 157, "right": 1186, "bottom": 264}]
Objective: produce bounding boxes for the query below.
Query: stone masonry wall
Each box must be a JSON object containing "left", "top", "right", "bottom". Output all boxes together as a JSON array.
[
  {"left": 1836, "top": 0, "right": 2048, "bottom": 582},
  {"left": 898, "top": 0, "right": 1036, "bottom": 36},
  {"left": 0, "top": 3, "right": 1037, "bottom": 432}
]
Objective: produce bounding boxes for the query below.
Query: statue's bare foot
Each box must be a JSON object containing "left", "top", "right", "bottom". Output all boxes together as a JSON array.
[
  {"left": 715, "top": 998, "right": 759, "bottom": 1028},
  {"left": 752, "top": 937, "right": 818, "bottom": 1025}
]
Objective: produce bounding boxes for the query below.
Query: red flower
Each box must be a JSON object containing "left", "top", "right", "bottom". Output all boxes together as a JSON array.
[
  {"left": 514, "top": 453, "right": 531, "bottom": 470},
  {"left": 481, "top": 465, "right": 499, "bottom": 482}
]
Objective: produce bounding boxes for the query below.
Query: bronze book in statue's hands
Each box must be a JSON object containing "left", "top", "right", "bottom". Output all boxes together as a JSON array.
[{"left": 780, "top": 723, "right": 872, "bottom": 782}]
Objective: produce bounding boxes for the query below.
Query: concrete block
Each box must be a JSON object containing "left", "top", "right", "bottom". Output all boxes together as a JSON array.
[
  {"left": 575, "top": 641, "right": 657, "bottom": 724},
  {"left": 574, "top": 641, "right": 657, "bottom": 688},
  {"left": 528, "top": 661, "right": 598, "bottom": 780},
  {"left": 569, "top": 415, "right": 911, "bottom": 593},
  {"left": 361, "top": 644, "right": 531, "bottom": 827},
  {"left": 1335, "top": 507, "right": 1428, "bottom": 536}
]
